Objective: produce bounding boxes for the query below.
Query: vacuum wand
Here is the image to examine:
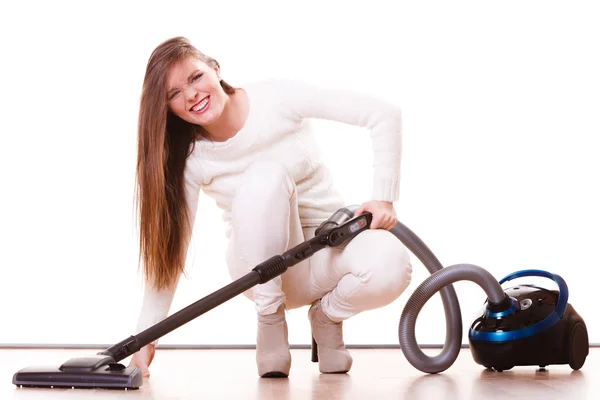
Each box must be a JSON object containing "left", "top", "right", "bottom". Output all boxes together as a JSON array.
[
  {"left": 99, "top": 211, "right": 373, "bottom": 363},
  {"left": 98, "top": 272, "right": 263, "bottom": 362}
]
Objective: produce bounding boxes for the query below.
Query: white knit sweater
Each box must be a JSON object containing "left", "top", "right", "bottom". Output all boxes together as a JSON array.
[{"left": 135, "top": 78, "right": 403, "bottom": 340}]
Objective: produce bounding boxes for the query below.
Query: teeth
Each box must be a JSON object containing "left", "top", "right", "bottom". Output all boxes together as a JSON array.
[{"left": 192, "top": 98, "right": 209, "bottom": 112}]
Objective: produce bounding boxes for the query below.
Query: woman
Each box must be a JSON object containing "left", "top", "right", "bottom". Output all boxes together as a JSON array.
[{"left": 129, "top": 36, "right": 412, "bottom": 378}]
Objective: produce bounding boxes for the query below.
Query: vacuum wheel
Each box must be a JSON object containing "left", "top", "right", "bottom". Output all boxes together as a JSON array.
[{"left": 569, "top": 322, "right": 589, "bottom": 370}]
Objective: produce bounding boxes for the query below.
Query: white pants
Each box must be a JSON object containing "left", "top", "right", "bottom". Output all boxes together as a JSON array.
[{"left": 225, "top": 161, "right": 412, "bottom": 322}]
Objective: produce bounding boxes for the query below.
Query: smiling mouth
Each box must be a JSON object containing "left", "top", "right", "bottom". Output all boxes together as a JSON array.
[{"left": 190, "top": 96, "right": 210, "bottom": 113}]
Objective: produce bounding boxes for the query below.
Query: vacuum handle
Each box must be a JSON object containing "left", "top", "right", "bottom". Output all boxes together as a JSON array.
[
  {"left": 327, "top": 213, "right": 373, "bottom": 247},
  {"left": 499, "top": 269, "right": 569, "bottom": 317},
  {"left": 314, "top": 205, "right": 372, "bottom": 247},
  {"left": 314, "top": 207, "right": 356, "bottom": 236}
]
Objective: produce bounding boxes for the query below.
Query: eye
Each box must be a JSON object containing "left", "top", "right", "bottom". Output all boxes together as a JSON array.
[
  {"left": 168, "top": 90, "right": 180, "bottom": 101},
  {"left": 191, "top": 73, "right": 203, "bottom": 82}
]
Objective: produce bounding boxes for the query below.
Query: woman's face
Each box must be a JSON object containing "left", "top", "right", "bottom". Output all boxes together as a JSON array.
[{"left": 166, "top": 57, "right": 228, "bottom": 126}]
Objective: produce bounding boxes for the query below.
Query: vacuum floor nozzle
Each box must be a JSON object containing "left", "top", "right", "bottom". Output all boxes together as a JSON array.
[{"left": 13, "top": 355, "right": 142, "bottom": 390}]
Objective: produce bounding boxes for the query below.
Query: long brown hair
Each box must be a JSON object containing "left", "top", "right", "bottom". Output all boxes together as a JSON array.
[{"left": 135, "top": 36, "right": 235, "bottom": 290}]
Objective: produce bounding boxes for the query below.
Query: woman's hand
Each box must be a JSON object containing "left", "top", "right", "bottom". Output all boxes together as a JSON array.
[
  {"left": 129, "top": 343, "right": 156, "bottom": 378},
  {"left": 354, "top": 200, "right": 398, "bottom": 230}
]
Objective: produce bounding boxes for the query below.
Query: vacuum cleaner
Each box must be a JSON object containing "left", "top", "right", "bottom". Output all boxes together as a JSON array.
[{"left": 12, "top": 206, "right": 589, "bottom": 390}]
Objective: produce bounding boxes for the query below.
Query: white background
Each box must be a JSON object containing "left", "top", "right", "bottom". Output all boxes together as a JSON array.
[{"left": 0, "top": 0, "right": 598, "bottom": 349}]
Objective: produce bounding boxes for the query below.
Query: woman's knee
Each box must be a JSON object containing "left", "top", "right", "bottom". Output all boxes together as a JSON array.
[{"left": 343, "top": 229, "right": 412, "bottom": 296}]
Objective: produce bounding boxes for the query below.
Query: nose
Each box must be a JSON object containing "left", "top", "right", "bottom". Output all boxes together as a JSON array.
[{"left": 183, "top": 85, "right": 197, "bottom": 101}]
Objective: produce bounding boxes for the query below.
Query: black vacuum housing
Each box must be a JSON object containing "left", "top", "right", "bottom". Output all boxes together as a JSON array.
[{"left": 468, "top": 270, "right": 589, "bottom": 372}]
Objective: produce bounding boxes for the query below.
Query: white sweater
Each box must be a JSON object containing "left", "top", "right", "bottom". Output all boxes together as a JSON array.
[{"left": 135, "top": 79, "right": 403, "bottom": 341}]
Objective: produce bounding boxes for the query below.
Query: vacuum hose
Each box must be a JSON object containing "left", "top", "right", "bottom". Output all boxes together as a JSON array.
[{"left": 343, "top": 206, "right": 511, "bottom": 374}]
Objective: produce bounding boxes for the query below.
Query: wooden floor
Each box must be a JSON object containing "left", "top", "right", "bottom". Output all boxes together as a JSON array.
[{"left": 2, "top": 347, "right": 597, "bottom": 399}]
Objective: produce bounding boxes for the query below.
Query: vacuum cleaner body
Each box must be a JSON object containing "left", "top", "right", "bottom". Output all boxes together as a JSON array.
[{"left": 468, "top": 270, "right": 589, "bottom": 372}]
